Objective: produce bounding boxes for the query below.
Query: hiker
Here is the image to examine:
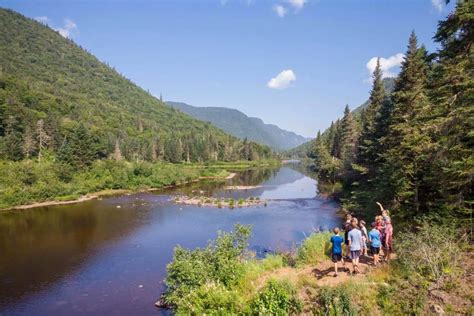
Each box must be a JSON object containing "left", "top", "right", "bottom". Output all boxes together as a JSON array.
[
  {"left": 375, "top": 215, "right": 385, "bottom": 257},
  {"left": 330, "top": 227, "right": 346, "bottom": 277},
  {"left": 344, "top": 222, "right": 351, "bottom": 258},
  {"left": 359, "top": 220, "right": 368, "bottom": 256},
  {"left": 376, "top": 202, "right": 393, "bottom": 261},
  {"left": 369, "top": 222, "right": 381, "bottom": 265},
  {"left": 347, "top": 221, "right": 363, "bottom": 274}
]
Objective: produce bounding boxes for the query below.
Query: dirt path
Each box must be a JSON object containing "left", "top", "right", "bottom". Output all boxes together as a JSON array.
[{"left": 256, "top": 253, "right": 391, "bottom": 290}]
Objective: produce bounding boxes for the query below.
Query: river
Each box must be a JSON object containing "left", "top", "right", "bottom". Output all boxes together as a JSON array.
[{"left": 0, "top": 165, "right": 340, "bottom": 315}]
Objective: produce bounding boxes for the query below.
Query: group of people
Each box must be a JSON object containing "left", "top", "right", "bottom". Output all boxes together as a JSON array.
[{"left": 329, "top": 202, "right": 394, "bottom": 276}]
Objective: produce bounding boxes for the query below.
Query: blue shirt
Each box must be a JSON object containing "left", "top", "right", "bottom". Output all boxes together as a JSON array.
[
  {"left": 330, "top": 235, "right": 344, "bottom": 254},
  {"left": 369, "top": 229, "right": 381, "bottom": 248},
  {"left": 348, "top": 228, "right": 362, "bottom": 251}
]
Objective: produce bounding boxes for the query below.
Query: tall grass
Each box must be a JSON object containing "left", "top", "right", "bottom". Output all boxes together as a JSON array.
[{"left": 296, "top": 231, "right": 332, "bottom": 266}]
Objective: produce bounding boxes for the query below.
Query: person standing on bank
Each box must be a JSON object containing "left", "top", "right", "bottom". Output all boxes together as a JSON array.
[{"left": 348, "top": 221, "right": 363, "bottom": 274}]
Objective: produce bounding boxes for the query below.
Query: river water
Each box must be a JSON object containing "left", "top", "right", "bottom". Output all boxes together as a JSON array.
[{"left": 0, "top": 165, "right": 340, "bottom": 315}]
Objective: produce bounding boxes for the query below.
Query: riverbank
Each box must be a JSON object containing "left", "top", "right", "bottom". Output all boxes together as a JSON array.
[
  {"left": 160, "top": 225, "right": 472, "bottom": 315},
  {"left": 0, "top": 159, "right": 279, "bottom": 210}
]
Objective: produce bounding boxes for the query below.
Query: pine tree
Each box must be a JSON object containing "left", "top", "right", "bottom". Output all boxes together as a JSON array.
[
  {"left": 427, "top": 1, "right": 474, "bottom": 218},
  {"left": 381, "top": 32, "right": 433, "bottom": 217},
  {"left": 357, "top": 58, "right": 386, "bottom": 167},
  {"left": 339, "top": 105, "right": 358, "bottom": 167},
  {"left": 58, "top": 124, "right": 100, "bottom": 169}
]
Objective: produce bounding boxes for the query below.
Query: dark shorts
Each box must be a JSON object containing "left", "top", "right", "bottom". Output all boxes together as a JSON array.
[
  {"left": 332, "top": 253, "right": 342, "bottom": 263},
  {"left": 350, "top": 250, "right": 361, "bottom": 260},
  {"left": 370, "top": 246, "right": 380, "bottom": 255}
]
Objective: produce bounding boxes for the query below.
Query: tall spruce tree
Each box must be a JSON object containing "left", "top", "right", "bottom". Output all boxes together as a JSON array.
[
  {"left": 339, "top": 105, "right": 358, "bottom": 167},
  {"left": 427, "top": 0, "right": 474, "bottom": 219},
  {"left": 381, "top": 32, "right": 432, "bottom": 218},
  {"left": 357, "top": 58, "right": 386, "bottom": 168}
]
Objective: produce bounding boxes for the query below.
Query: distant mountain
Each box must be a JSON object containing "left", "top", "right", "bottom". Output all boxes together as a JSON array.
[{"left": 166, "top": 101, "right": 311, "bottom": 151}]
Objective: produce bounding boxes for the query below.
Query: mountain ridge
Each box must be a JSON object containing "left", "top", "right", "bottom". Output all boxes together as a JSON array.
[{"left": 166, "top": 101, "right": 310, "bottom": 151}]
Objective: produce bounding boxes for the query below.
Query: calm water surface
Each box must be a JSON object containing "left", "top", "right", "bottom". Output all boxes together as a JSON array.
[{"left": 0, "top": 165, "right": 339, "bottom": 315}]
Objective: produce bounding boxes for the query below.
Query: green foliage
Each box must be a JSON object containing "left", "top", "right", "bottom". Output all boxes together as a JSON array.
[
  {"left": 173, "top": 282, "right": 243, "bottom": 315},
  {"left": 163, "top": 224, "right": 251, "bottom": 307},
  {"left": 317, "top": 286, "right": 356, "bottom": 316},
  {"left": 0, "top": 9, "right": 273, "bottom": 167},
  {"left": 296, "top": 231, "right": 332, "bottom": 266},
  {"left": 295, "top": 2, "right": 473, "bottom": 226},
  {"left": 250, "top": 279, "right": 303, "bottom": 315},
  {"left": 395, "top": 222, "right": 465, "bottom": 287},
  {"left": 0, "top": 159, "right": 237, "bottom": 209}
]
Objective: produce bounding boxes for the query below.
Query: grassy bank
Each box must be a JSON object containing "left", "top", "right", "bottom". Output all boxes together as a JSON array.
[
  {"left": 0, "top": 159, "right": 279, "bottom": 210},
  {"left": 161, "top": 224, "right": 472, "bottom": 315}
]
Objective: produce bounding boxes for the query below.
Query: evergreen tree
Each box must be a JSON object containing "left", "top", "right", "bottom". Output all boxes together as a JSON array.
[
  {"left": 58, "top": 124, "right": 102, "bottom": 169},
  {"left": 427, "top": 0, "right": 474, "bottom": 219},
  {"left": 357, "top": 58, "right": 386, "bottom": 167},
  {"left": 339, "top": 105, "right": 358, "bottom": 167},
  {"left": 381, "top": 32, "right": 432, "bottom": 217}
]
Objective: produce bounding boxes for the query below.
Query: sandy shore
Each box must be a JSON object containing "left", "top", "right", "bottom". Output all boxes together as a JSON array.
[
  {"left": 224, "top": 185, "right": 262, "bottom": 190},
  {"left": 9, "top": 195, "right": 100, "bottom": 210}
]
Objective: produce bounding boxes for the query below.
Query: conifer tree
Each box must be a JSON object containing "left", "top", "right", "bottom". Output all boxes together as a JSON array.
[
  {"left": 380, "top": 32, "right": 432, "bottom": 217},
  {"left": 339, "top": 105, "right": 358, "bottom": 167},
  {"left": 427, "top": 0, "right": 474, "bottom": 218}
]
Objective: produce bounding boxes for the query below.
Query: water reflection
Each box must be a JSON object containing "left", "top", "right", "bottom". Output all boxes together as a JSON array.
[{"left": 0, "top": 166, "right": 340, "bottom": 315}]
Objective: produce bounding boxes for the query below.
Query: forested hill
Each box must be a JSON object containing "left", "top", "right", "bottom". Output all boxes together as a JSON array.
[
  {"left": 287, "top": 77, "right": 396, "bottom": 158},
  {"left": 167, "top": 101, "right": 310, "bottom": 151},
  {"left": 295, "top": 0, "right": 472, "bottom": 224},
  {"left": 0, "top": 8, "right": 272, "bottom": 163}
]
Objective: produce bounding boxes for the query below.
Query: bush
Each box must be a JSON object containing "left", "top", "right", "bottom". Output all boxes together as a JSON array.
[
  {"left": 174, "top": 282, "right": 243, "bottom": 315},
  {"left": 251, "top": 279, "right": 302, "bottom": 315},
  {"left": 296, "top": 231, "right": 332, "bottom": 265},
  {"left": 163, "top": 224, "right": 251, "bottom": 308},
  {"left": 317, "top": 286, "right": 356, "bottom": 316},
  {"left": 395, "top": 222, "right": 465, "bottom": 288}
]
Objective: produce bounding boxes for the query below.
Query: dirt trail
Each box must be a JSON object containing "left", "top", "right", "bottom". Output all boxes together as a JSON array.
[{"left": 256, "top": 253, "right": 391, "bottom": 290}]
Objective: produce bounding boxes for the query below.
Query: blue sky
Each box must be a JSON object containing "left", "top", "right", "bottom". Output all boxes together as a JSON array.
[{"left": 3, "top": 0, "right": 454, "bottom": 137}]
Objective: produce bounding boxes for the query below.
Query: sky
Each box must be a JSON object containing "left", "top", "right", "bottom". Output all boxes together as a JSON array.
[{"left": 3, "top": 0, "right": 454, "bottom": 137}]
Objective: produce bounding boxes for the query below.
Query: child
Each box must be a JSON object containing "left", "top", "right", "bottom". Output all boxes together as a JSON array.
[
  {"left": 344, "top": 222, "right": 351, "bottom": 259},
  {"left": 348, "top": 222, "right": 363, "bottom": 274},
  {"left": 330, "top": 227, "right": 346, "bottom": 277},
  {"left": 359, "top": 220, "right": 368, "bottom": 256},
  {"left": 384, "top": 217, "right": 393, "bottom": 262},
  {"left": 369, "top": 222, "right": 381, "bottom": 266}
]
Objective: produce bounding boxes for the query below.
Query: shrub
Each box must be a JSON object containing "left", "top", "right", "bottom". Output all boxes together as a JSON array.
[
  {"left": 395, "top": 222, "right": 465, "bottom": 288},
  {"left": 317, "top": 286, "right": 356, "bottom": 316},
  {"left": 174, "top": 282, "right": 243, "bottom": 315},
  {"left": 163, "top": 224, "right": 251, "bottom": 308},
  {"left": 251, "top": 279, "right": 302, "bottom": 315},
  {"left": 296, "top": 231, "right": 332, "bottom": 265}
]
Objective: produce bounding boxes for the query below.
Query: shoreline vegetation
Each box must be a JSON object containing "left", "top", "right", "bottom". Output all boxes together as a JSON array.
[
  {"left": 0, "top": 159, "right": 279, "bottom": 211},
  {"left": 159, "top": 224, "right": 472, "bottom": 315}
]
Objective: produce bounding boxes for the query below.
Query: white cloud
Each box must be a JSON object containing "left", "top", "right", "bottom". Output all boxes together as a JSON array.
[
  {"left": 431, "top": 0, "right": 444, "bottom": 12},
  {"left": 56, "top": 19, "right": 77, "bottom": 38},
  {"left": 366, "top": 53, "right": 404, "bottom": 79},
  {"left": 34, "top": 16, "right": 50, "bottom": 24},
  {"left": 34, "top": 16, "right": 78, "bottom": 38},
  {"left": 267, "top": 70, "right": 296, "bottom": 89},
  {"left": 287, "top": 0, "right": 307, "bottom": 10},
  {"left": 273, "top": 4, "right": 287, "bottom": 17}
]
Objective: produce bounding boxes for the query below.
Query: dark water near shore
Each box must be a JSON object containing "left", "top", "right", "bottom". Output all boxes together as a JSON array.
[{"left": 0, "top": 165, "right": 340, "bottom": 315}]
